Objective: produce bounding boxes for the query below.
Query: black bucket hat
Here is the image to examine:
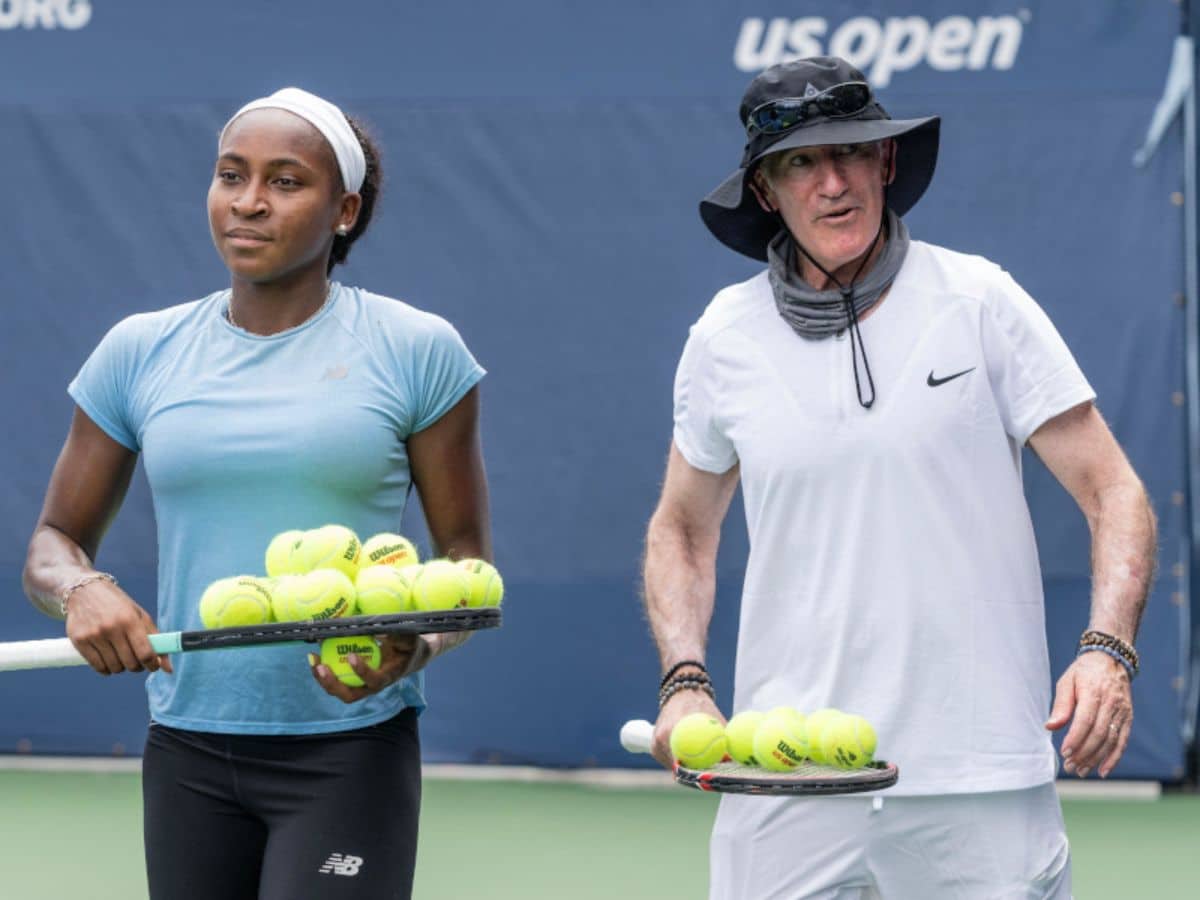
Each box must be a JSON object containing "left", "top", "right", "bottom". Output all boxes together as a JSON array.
[{"left": 701, "top": 56, "right": 940, "bottom": 261}]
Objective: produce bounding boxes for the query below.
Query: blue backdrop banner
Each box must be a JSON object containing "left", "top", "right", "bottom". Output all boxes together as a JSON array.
[{"left": 0, "top": 1, "right": 1189, "bottom": 778}]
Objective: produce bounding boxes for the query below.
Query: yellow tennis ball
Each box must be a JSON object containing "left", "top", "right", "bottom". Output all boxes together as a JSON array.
[
  {"left": 293, "top": 524, "right": 361, "bottom": 578},
  {"left": 272, "top": 569, "right": 356, "bottom": 622},
  {"left": 198, "top": 576, "right": 274, "bottom": 629},
  {"left": 723, "top": 710, "right": 766, "bottom": 766},
  {"left": 410, "top": 559, "right": 470, "bottom": 611},
  {"left": 804, "top": 708, "right": 842, "bottom": 765},
  {"left": 456, "top": 559, "right": 504, "bottom": 607},
  {"left": 819, "top": 713, "right": 877, "bottom": 770},
  {"left": 319, "top": 636, "right": 382, "bottom": 687},
  {"left": 354, "top": 565, "right": 415, "bottom": 616},
  {"left": 264, "top": 529, "right": 305, "bottom": 577},
  {"left": 669, "top": 713, "right": 728, "bottom": 769},
  {"left": 360, "top": 532, "right": 420, "bottom": 569},
  {"left": 752, "top": 707, "right": 811, "bottom": 772}
]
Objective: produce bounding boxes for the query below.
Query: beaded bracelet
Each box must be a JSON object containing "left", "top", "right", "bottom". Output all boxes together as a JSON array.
[
  {"left": 658, "top": 679, "right": 715, "bottom": 710},
  {"left": 1078, "top": 630, "right": 1139, "bottom": 672},
  {"left": 1077, "top": 644, "right": 1137, "bottom": 681},
  {"left": 659, "top": 659, "right": 708, "bottom": 691},
  {"left": 658, "top": 674, "right": 712, "bottom": 705},
  {"left": 59, "top": 572, "right": 117, "bottom": 619}
]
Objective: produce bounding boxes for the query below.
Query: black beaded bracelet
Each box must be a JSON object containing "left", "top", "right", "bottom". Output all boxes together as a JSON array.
[
  {"left": 658, "top": 674, "right": 712, "bottom": 705},
  {"left": 658, "top": 679, "right": 715, "bottom": 710},
  {"left": 659, "top": 659, "right": 708, "bottom": 691}
]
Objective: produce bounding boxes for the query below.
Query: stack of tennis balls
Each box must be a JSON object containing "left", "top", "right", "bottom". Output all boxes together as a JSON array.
[
  {"left": 669, "top": 707, "right": 878, "bottom": 771},
  {"left": 199, "top": 525, "right": 506, "bottom": 686},
  {"left": 745, "top": 707, "right": 876, "bottom": 771}
]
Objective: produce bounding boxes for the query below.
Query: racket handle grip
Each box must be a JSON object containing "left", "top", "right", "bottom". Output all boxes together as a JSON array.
[
  {"left": 0, "top": 638, "right": 88, "bottom": 671},
  {"left": 0, "top": 632, "right": 181, "bottom": 672},
  {"left": 620, "top": 719, "right": 654, "bottom": 754}
]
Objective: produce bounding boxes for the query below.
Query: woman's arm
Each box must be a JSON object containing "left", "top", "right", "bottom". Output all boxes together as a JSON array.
[
  {"left": 312, "top": 386, "right": 490, "bottom": 700},
  {"left": 407, "top": 385, "right": 491, "bottom": 657},
  {"left": 23, "top": 407, "right": 171, "bottom": 674}
]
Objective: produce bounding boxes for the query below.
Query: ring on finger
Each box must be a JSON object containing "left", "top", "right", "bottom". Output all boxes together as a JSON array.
[{"left": 1109, "top": 722, "right": 1121, "bottom": 733}]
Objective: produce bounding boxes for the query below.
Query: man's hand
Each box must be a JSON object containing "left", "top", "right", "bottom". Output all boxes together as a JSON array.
[
  {"left": 651, "top": 690, "right": 726, "bottom": 768},
  {"left": 1045, "top": 651, "right": 1132, "bottom": 778},
  {"left": 311, "top": 633, "right": 432, "bottom": 703}
]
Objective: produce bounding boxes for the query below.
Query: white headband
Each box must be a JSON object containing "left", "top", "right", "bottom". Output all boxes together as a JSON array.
[{"left": 220, "top": 87, "right": 366, "bottom": 193}]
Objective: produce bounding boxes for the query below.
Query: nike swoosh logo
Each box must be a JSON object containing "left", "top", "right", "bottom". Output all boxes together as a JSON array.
[{"left": 927, "top": 367, "right": 975, "bottom": 387}]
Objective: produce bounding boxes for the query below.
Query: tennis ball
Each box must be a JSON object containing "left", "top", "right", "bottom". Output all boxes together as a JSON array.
[
  {"left": 360, "top": 532, "right": 420, "bottom": 569},
  {"left": 198, "top": 576, "right": 274, "bottom": 629},
  {"left": 293, "top": 524, "right": 361, "bottom": 578},
  {"left": 272, "top": 569, "right": 356, "bottom": 622},
  {"left": 724, "top": 710, "right": 766, "bottom": 766},
  {"left": 669, "top": 713, "right": 728, "bottom": 769},
  {"left": 752, "top": 707, "right": 811, "bottom": 772},
  {"left": 804, "top": 708, "right": 842, "bottom": 765},
  {"left": 456, "top": 558, "right": 504, "bottom": 607},
  {"left": 319, "top": 636, "right": 382, "bottom": 687},
  {"left": 354, "top": 565, "right": 415, "bottom": 616},
  {"left": 819, "top": 713, "right": 877, "bottom": 770},
  {"left": 410, "top": 559, "right": 470, "bottom": 611},
  {"left": 264, "top": 529, "right": 305, "bottom": 577}
]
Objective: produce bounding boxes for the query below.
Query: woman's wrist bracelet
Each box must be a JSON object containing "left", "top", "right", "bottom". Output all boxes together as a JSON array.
[
  {"left": 1077, "top": 644, "right": 1137, "bottom": 680},
  {"left": 58, "top": 572, "right": 117, "bottom": 619},
  {"left": 659, "top": 659, "right": 708, "bottom": 691}
]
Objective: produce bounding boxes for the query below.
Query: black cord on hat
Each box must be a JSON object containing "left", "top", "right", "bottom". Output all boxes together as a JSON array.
[{"left": 790, "top": 215, "right": 885, "bottom": 409}]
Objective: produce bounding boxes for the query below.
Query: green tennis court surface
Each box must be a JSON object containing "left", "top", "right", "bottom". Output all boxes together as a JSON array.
[{"left": 1, "top": 770, "right": 1195, "bottom": 897}]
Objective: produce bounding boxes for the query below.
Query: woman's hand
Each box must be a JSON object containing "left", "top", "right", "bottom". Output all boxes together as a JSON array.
[
  {"left": 310, "top": 633, "right": 433, "bottom": 703},
  {"left": 65, "top": 580, "right": 173, "bottom": 675}
]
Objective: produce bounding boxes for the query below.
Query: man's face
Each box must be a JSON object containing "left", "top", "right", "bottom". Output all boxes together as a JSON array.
[{"left": 754, "top": 140, "right": 894, "bottom": 274}]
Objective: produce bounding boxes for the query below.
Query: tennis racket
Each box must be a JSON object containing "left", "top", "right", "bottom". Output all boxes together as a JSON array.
[
  {"left": 619, "top": 719, "right": 898, "bottom": 795},
  {"left": 0, "top": 607, "right": 501, "bottom": 672}
]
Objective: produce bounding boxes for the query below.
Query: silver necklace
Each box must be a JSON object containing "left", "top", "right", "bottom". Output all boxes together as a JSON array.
[{"left": 227, "top": 281, "right": 332, "bottom": 332}]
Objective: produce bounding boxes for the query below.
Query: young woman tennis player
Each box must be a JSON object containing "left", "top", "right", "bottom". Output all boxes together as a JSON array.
[{"left": 22, "top": 88, "right": 489, "bottom": 899}]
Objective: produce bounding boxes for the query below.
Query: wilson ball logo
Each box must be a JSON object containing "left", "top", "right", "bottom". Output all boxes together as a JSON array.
[
  {"left": 0, "top": 0, "right": 92, "bottom": 29},
  {"left": 734, "top": 14, "right": 1025, "bottom": 87}
]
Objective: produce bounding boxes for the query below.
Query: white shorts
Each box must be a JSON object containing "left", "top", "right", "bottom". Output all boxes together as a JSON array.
[{"left": 709, "top": 783, "right": 1071, "bottom": 899}]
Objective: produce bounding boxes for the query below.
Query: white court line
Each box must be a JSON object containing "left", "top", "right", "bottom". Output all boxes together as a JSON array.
[{"left": 0, "top": 755, "right": 1165, "bottom": 798}]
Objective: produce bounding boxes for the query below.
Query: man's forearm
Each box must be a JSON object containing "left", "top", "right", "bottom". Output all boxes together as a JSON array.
[
  {"left": 642, "top": 513, "right": 719, "bottom": 670},
  {"left": 1086, "top": 479, "right": 1157, "bottom": 644}
]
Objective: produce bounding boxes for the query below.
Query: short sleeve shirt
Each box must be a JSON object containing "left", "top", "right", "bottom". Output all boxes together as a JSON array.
[
  {"left": 69, "top": 283, "right": 485, "bottom": 734},
  {"left": 673, "top": 241, "right": 1094, "bottom": 795}
]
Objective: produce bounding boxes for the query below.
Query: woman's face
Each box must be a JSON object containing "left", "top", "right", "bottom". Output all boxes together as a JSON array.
[{"left": 208, "top": 109, "right": 355, "bottom": 284}]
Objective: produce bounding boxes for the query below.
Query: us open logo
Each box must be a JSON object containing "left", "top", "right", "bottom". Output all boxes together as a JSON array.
[
  {"left": 0, "top": 0, "right": 92, "bottom": 29},
  {"left": 734, "top": 11, "right": 1029, "bottom": 86}
]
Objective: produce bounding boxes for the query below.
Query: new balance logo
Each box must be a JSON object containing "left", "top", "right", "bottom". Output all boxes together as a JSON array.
[
  {"left": 318, "top": 853, "right": 363, "bottom": 877},
  {"left": 321, "top": 364, "right": 349, "bottom": 381}
]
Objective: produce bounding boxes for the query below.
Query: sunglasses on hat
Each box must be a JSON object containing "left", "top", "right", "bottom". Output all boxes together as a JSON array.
[{"left": 744, "top": 82, "right": 873, "bottom": 137}]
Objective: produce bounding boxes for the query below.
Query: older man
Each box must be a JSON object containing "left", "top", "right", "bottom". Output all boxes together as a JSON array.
[{"left": 642, "top": 56, "right": 1155, "bottom": 898}]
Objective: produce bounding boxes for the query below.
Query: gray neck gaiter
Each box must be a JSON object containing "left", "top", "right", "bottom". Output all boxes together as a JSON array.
[{"left": 766, "top": 209, "right": 910, "bottom": 340}]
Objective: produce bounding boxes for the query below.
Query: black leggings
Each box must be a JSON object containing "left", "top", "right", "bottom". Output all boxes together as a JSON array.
[{"left": 143, "top": 709, "right": 421, "bottom": 900}]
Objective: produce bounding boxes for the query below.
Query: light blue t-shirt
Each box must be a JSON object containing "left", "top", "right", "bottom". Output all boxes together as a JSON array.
[{"left": 68, "top": 283, "right": 485, "bottom": 735}]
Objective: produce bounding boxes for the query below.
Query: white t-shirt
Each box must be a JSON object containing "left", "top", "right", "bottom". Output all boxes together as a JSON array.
[{"left": 673, "top": 240, "right": 1095, "bottom": 796}]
